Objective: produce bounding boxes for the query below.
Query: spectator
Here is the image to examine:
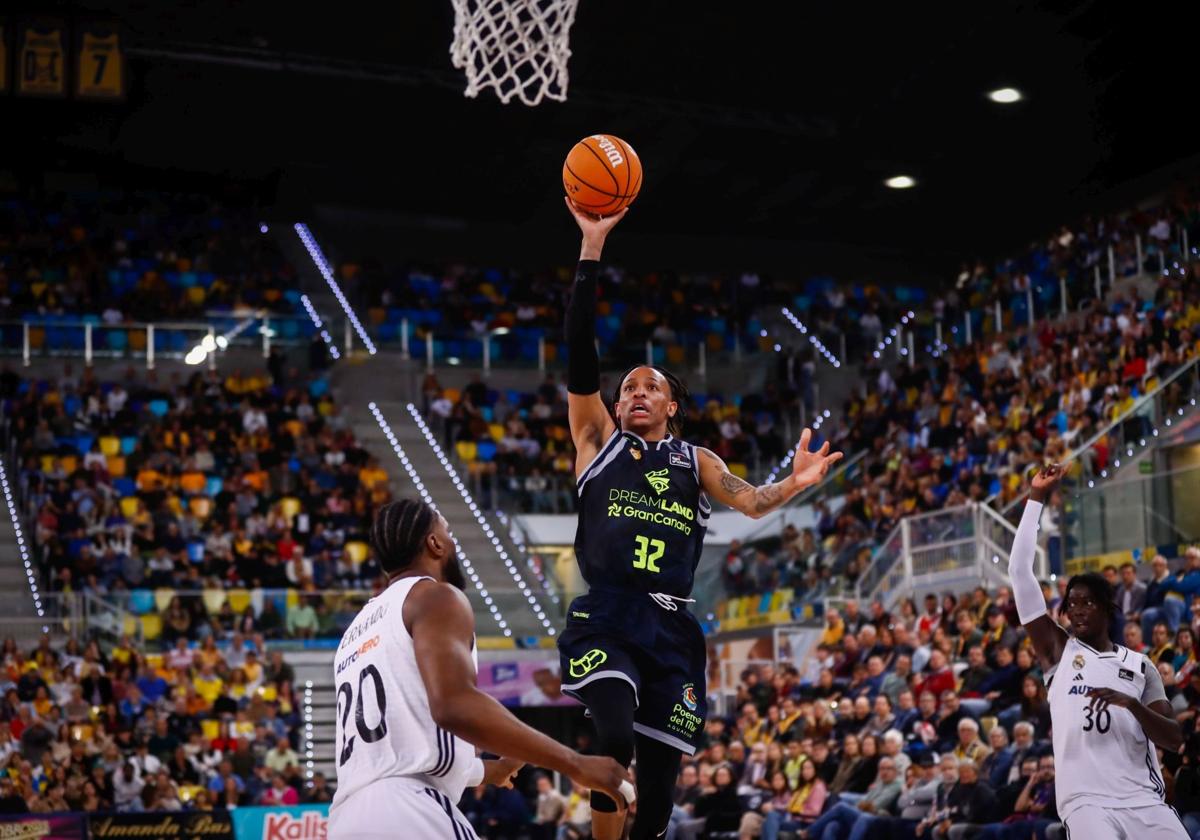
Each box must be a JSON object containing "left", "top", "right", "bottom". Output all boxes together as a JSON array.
[
  {"left": 532, "top": 774, "right": 567, "bottom": 840},
  {"left": 259, "top": 772, "right": 299, "bottom": 806},
  {"left": 760, "top": 759, "right": 827, "bottom": 840},
  {"left": 796, "top": 755, "right": 901, "bottom": 839}
]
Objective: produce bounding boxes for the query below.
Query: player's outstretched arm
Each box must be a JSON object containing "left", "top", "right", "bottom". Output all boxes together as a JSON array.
[
  {"left": 406, "top": 580, "right": 630, "bottom": 802},
  {"left": 1010, "top": 464, "right": 1068, "bottom": 671},
  {"left": 697, "top": 429, "right": 843, "bottom": 520},
  {"left": 564, "top": 198, "right": 624, "bottom": 476}
]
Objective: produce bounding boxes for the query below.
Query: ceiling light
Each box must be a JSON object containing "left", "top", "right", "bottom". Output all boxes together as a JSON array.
[
  {"left": 987, "top": 87, "right": 1023, "bottom": 104},
  {"left": 884, "top": 175, "right": 916, "bottom": 189}
]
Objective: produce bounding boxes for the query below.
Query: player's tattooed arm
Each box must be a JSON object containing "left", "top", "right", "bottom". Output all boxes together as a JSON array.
[
  {"left": 700, "top": 449, "right": 799, "bottom": 518},
  {"left": 699, "top": 429, "right": 841, "bottom": 520}
]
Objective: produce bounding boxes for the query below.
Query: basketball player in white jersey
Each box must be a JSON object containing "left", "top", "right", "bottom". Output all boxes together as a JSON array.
[
  {"left": 1009, "top": 465, "right": 1187, "bottom": 838},
  {"left": 329, "top": 499, "right": 630, "bottom": 839}
]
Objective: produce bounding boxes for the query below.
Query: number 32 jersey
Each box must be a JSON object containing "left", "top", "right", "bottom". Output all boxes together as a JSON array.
[
  {"left": 330, "top": 576, "right": 480, "bottom": 813},
  {"left": 1045, "top": 636, "right": 1169, "bottom": 819},
  {"left": 575, "top": 431, "right": 711, "bottom": 597}
]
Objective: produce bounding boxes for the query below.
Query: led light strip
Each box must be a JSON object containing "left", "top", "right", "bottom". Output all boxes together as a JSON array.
[
  {"left": 1084, "top": 396, "right": 1198, "bottom": 488},
  {"left": 781, "top": 307, "right": 842, "bottom": 368},
  {"left": 406, "top": 403, "right": 555, "bottom": 635},
  {"left": 368, "top": 402, "right": 510, "bottom": 635},
  {"left": 303, "top": 680, "right": 314, "bottom": 780},
  {"left": 495, "top": 509, "right": 560, "bottom": 607},
  {"left": 294, "top": 223, "right": 377, "bottom": 355},
  {"left": 765, "top": 409, "right": 832, "bottom": 483},
  {"left": 0, "top": 457, "right": 46, "bottom": 628},
  {"left": 872, "top": 311, "right": 916, "bottom": 360},
  {"left": 300, "top": 294, "right": 342, "bottom": 360}
]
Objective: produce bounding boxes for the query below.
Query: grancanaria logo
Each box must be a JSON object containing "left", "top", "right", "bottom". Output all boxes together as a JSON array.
[
  {"left": 682, "top": 684, "right": 698, "bottom": 711},
  {"left": 645, "top": 468, "right": 670, "bottom": 495}
]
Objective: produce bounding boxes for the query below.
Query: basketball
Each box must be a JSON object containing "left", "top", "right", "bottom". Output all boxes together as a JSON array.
[{"left": 562, "top": 134, "right": 643, "bottom": 217}]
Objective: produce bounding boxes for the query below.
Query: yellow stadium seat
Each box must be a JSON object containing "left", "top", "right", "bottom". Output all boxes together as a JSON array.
[
  {"left": 29, "top": 327, "right": 45, "bottom": 350},
  {"left": 186, "top": 287, "right": 206, "bottom": 306},
  {"left": 285, "top": 589, "right": 300, "bottom": 609},
  {"left": 140, "top": 613, "right": 162, "bottom": 641},
  {"left": 129, "top": 330, "right": 147, "bottom": 351},
  {"left": 344, "top": 541, "right": 369, "bottom": 565},
  {"left": 188, "top": 497, "right": 212, "bottom": 519},
  {"left": 107, "top": 456, "right": 126, "bottom": 478},
  {"left": 279, "top": 497, "right": 302, "bottom": 523},
  {"left": 257, "top": 684, "right": 278, "bottom": 702},
  {"left": 543, "top": 342, "right": 557, "bottom": 363},
  {"left": 166, "top": 495, "right": 183, "bottom": 515},
  {"left": 284, "top": 420, "right": 304, "bottom": 438},
  {"left": 489, "top": 424, "right": 505, "bottom": 442},
  {"left": 227, "top": 589, "right": 251, "bottom": 614},
  {"left": 368, "top": 307, "right": 387, "bottom": 325},
  {"left": 455, "top": 441, "right": 477, "bottom": 462},
  {"left": 145, "top": 654, "right": 164, "bottom": 671},
  {"left": 728, "top": 462, "right": 748, "bottom": 479},
  {"left": 666, "top": 345, "right": 685, "bottom": 364},
  {"left": 200, "top": 719, "right": 222, "bottom": 741},
  {"left": 59, "top": 456, "right": 77, "bottom": 474},
  {"left": 154, "top": 588, "right": 176, "bottom": 612},
  {"left": 180, "top": 472, "right": 206, "bottom": 494},
  {"left": 40, "top": 455, "right": 55, "bottom": 474},
  {"left": 99, "top": 436, "right": 121, "bottom": 456},
  {"left": 706, "top": 333, "right": 724, "bottom": 352},
  {"left": 122, "top": 615, "right": 138, "bottom": 637},
  {"left": 203, "top": 589, "right": 227, "bottom": 614},
  {"left": 119, "top": 497, "right": 140, "bottom": 517},
  {"left": 443, "top": 388, "right": 461, "bottom": 404}
]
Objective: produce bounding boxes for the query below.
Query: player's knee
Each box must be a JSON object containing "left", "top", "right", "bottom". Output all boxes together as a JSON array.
[{"left": 594, "top": 728, "right": 635, "bottom": 768}]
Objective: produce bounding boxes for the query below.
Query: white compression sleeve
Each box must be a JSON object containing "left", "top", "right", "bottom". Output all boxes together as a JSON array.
[{"left": 1009, "top": 500, "right": 1047, "bottom": 625}]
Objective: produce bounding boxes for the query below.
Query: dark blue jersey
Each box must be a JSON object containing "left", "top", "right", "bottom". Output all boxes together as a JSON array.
[{"left": 574, "top": 430, "right": 711, "bottom": 597}]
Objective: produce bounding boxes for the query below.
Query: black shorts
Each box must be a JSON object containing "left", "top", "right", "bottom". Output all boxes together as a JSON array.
[{"left": 557, "top": 588, "right": 707, "bottom": 755}]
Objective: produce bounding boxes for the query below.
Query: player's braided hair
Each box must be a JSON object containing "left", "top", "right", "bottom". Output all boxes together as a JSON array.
[
  {"left": 609, "top": 365, "right": 689, "bottom": 438},
  {"left": 370, "top": 499, "right": 435, "bottom": 574}
]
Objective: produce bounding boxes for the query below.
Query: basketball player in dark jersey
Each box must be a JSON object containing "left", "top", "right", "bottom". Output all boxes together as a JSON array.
[{"left": 558, "top": 198, "right": 843, "bottom": 840}]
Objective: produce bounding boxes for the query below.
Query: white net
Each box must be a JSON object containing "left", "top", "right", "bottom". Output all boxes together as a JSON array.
[{"left": 449, "top": 0, "right": 579, "bottom": 106}]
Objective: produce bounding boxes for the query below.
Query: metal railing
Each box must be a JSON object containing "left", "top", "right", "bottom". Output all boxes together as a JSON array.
[{"left": 856, "top": 502, "right": 1046, "bottom": 608}]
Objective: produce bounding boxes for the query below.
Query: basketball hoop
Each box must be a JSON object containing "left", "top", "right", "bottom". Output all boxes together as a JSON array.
[{"left": 449, "top": 0, "right": 579, "bottom": 106}]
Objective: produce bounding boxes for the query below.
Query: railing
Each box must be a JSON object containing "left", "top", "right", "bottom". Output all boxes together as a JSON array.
[
  {"left": 856, "top": 503, "right": 1046, "bottom": 608},
  {"left": 0, "top": 311, "right": 333, "bottom": 368},
  {"left": 1063, "top": 461, "right": 1200, "bottom": 560}
]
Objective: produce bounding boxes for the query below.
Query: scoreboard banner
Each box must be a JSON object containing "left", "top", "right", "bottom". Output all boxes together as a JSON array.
[
  {"left": 17, "top": 21, "right": 66, "bottom": 96},
  {"left": 76, "top": 22, "right": 124, "bottom": 99}
]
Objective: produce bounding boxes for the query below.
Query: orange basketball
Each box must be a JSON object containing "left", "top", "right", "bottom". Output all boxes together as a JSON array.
[{"left": 563, "top": 134, "right": 642, "bottom": 216}]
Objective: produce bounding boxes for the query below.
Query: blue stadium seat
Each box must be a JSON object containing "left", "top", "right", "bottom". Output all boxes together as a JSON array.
[
  {"left": 128, "top": 589, "right": 155, "bottom": 615},
  {"left": 148, "top": 400, "right": 169, "bottom": 418},
  {"left": 113, "top": 477, "right": 136, "bottom": 497},
  {"left": 120, "top": 437, "right": 137, "bottom": 455}
]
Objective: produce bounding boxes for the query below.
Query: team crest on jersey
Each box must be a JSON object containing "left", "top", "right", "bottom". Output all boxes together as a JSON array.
[
  {"left": 645, "top": 468, "right": 671, "bottom": 494},
  {"left": 682, "top": 683, "right": 698, "bottom": 711},
  {"left": 1072, "top": 654, "right": 1085, "bottom": 670},
  {"left": 629, "top": 447, "right": 642, "bottom": 460},
  {"left": 568, "top": 648, "right": 607, "bottom": 679},
  {"left": 669, "top": 452, "right": 692, "bottom": 469}
]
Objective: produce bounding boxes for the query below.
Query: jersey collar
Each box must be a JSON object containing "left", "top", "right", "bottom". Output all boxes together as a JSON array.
[{"left": 622, "top": 432, "right": 674, "bottom": 450}]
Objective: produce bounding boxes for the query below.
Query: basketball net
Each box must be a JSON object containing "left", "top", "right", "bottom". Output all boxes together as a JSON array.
[{"left": 449, "top": 0, "right": 579, "bottom": 106}]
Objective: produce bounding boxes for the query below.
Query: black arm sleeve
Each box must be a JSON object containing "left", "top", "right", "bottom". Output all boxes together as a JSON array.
[{"left": 565, "top": 259, "right": 600, "bottom": 395}]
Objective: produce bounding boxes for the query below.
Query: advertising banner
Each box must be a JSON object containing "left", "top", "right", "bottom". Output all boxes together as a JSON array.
[
  {"left": 477, "top": 659, "right": 577, "bottom": 707},
  {"left": 230, "top": 804, "right": 328, "bottom": 840},
  {"left": 87, "top": 811, "right": 233, "bottom": 840},
  {"left": 0, "top": 814, "right": 86, "bottom": 840}
]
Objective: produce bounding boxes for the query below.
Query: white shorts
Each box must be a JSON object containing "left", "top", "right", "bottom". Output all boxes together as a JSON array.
[
  {"left": 1063, "top": 803, "right": 1189, "bottom": 840},
  {"left": 329, "top": 779, "right": 478, "bottom": 840}
]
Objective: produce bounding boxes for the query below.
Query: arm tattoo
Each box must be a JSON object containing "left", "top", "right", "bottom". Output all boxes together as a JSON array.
[
  {"left": 753, "top": 482, "right": 784, "bottom": 514},
  {"left": 719, "top": 471, "right": 752, "bottom": 495}
]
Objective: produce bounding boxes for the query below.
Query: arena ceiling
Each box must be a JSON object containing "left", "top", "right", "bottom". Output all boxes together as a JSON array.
[{"left": 8, "top": 1, "right": 1200, "bottom": 279}]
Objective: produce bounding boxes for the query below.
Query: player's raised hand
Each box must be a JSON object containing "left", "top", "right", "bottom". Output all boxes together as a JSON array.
[
  {"left": 1029, "top": 463, "right": 1064, "bottom": 503},
  {"left": 791, "top": 428, "right": 844, "bottom": 488},
  {"left": 482, "top": 757, "right": 525, "bottom": 789},
  {"left": 570, "top": 754, "right": 634, "bottom": 809},
  {"left": 565, "top": 197, "right": 629, "bottom": 259}
]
